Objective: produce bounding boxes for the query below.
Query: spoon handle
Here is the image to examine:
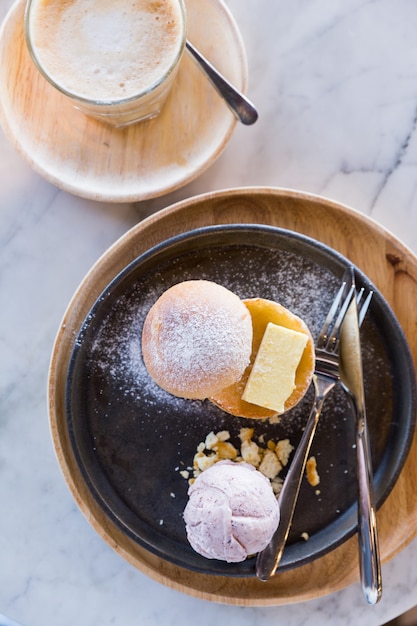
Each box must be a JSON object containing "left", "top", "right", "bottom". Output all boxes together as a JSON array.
[{"left": 185, "top": 40, "right": 258, "bottom": 125}]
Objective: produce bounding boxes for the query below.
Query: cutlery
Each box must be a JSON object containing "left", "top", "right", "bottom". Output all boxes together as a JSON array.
[
  {"left": 185, "top": 40, "right": 258, "bottom": 125},
  {"left": 256, "top": 270, "right": 355, "bottom": 580},
  {"left": 340, "top": 270, "right": 382, "bottom": 605}
]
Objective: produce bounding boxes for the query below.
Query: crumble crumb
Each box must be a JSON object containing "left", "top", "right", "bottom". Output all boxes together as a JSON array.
[
  {"left": 181, "top": 428, "right": 294, "bottom": 493},
  {"left": 268, "top": 414, "right": 281, "bottom": 425},
  {"left": 259, "top": 449, "right": 282, "bottom": 480},
  {"left": 306, "top": 456, "right": 320, "bottom": 487}
]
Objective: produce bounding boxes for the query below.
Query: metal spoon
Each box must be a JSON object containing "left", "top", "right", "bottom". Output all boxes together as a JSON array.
[{"left": 185, "top": 40, "right": 258, "bottom": 125}]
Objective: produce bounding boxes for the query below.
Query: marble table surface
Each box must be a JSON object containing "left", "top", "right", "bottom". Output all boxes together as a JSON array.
[{"left": 2, "top": 0, "right": 417, "bottom": 624}]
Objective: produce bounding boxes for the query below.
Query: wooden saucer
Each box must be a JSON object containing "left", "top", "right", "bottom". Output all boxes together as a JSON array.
[{"left": 0, "top": 0, "right": 247, "bottom": 202}]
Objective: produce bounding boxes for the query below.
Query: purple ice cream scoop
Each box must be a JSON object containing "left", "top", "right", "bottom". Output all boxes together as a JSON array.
[{"left": 184, "top": 460, "right": 280, "bottom": 562}]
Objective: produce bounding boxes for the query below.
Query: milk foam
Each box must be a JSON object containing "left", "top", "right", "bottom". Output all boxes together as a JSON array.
[{"left": 29, "top": 0, "right": 184, "bottom": 102}]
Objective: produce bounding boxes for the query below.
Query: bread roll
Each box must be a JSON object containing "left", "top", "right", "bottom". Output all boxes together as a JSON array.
[{"left": 142, "top": 280, "right": 253, "bottom": 399}]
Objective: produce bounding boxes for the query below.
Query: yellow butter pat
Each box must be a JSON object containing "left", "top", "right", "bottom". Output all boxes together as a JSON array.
[{"left": 242, "top": 322, "right": 308, "bottom": 413}]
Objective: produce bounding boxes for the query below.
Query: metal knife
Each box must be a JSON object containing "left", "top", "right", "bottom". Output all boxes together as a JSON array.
[{"left": 340, "top": 270, "right": 382, "bottom": 605}]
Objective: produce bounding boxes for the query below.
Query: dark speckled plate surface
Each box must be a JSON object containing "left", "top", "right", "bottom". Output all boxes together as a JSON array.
[{"left": 65, "top": 224, "right": 416, "bottom": 576}]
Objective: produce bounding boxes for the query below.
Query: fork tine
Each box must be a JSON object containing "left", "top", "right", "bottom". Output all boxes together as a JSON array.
[
  {"left": 358, "top": 290, "right": 373, "bottom": 326},
  {"left": 317, "top": 281, "right": 346, "bottom": 347},
  {"left": 317, "top": 281, "right": 355, "bottom": 351},
  {"left": 343, "top": 266, "right": 373, "bottom": 327},
  {"left": 318, "top": 266, "right": 355, "bottom": 347},
  {"left": 347, "top": 285, "right": 373, "bottom": 327},
  {"left": 324, "top": 283, "right": 355, "bottom": 351},
  {"left": 356, "top": 287, "right": 365, "bottom": 306}
]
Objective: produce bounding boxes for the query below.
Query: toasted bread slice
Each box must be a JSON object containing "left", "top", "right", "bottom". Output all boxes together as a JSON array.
[{"left": 209, "top": 298, "right": 315, "bottom": 419}]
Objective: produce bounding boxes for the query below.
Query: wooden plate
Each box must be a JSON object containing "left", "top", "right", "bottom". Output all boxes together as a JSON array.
[
  {"left": 49, "top": 187, "right": 417, "bottom": 605},
  {"left": 0, "top": 0, "right": 246, "bottom": 202}
]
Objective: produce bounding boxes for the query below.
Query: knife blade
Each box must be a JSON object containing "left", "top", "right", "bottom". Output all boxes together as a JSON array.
[{"left": 340, "top": 270, "right": 382, "bottom": 605}]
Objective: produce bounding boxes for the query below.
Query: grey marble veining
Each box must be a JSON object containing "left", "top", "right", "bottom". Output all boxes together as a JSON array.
[{"left": 2, "top": 1, "right": 417, "bottom": 625}]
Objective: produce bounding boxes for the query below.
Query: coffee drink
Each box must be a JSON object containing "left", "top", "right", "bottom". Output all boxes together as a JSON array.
[{"left": 25, "top": 0, "right": 186, "bottom": 126}]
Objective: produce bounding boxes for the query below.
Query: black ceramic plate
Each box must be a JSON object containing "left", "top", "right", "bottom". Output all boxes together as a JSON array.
[{"left": 66, "top": 224, "right": 416, "bottom": 576}]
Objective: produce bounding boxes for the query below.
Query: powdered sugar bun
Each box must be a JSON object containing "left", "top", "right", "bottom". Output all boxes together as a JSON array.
[
  {"left": 141, "top": 280, "right": 253, "bottom": 400},
  {"left": 210, "top": 298, "right": 315, "bottom": 419}
]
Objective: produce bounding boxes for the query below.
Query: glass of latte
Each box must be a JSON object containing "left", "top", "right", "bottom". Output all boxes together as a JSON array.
[{"left": 24, "top": 0, "right": 187, "bottom": 127}]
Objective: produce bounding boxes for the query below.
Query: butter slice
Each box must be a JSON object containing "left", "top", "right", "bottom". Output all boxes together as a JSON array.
[{"left": 242, "top": 322, "right": 308, "bottom": 413}]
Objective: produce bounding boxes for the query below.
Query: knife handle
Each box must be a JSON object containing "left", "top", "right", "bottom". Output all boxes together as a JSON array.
[
  {"left": 356, "top": 408, "right": 382, "bottom": 605},
  {"left": 256, "top": 391, "right": 326, "bottom": 580}
]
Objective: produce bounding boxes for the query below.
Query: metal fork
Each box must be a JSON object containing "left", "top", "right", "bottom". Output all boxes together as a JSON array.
[{"left": 256, "top": 269, "right": 357, "bottom": 581}]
